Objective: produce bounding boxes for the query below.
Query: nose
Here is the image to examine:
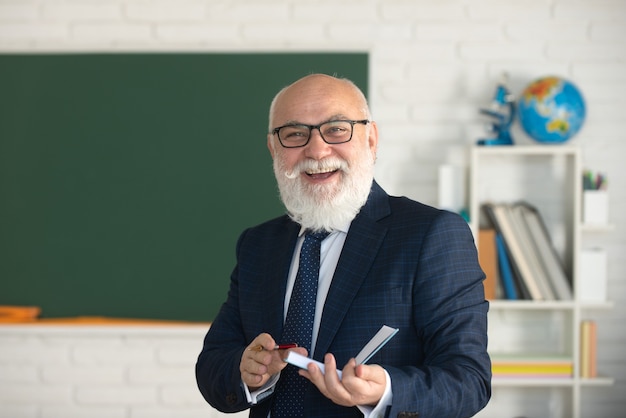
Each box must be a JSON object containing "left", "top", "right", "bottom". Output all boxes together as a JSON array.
[{"left": 304, "top": 128, "right": 333, "bottom": 159}]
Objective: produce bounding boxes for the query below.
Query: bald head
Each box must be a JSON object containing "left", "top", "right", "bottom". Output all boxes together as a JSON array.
[{"left": 268, "top": 74, "right": 370, "bottom": 132}]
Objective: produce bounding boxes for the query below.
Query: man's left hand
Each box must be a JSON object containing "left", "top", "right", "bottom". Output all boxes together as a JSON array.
[{"left": 300, "top": 353, "right": 387, "bottom": 407}]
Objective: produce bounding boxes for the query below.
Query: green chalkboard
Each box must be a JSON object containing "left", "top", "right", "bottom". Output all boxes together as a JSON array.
[{"left": 0, "top": 53, "right": 368, "bottom": 322}]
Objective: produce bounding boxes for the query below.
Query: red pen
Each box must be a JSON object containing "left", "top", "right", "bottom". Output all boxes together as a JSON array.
[{"left": 250, "top": 343, "right": 298, "bottom": 352}]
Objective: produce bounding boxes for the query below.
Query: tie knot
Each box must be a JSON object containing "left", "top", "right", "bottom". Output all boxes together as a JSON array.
[{"left": 307, "top": 230, "right": 330, "bottom": 242}]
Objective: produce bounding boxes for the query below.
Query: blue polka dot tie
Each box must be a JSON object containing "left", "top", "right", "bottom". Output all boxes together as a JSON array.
[{"left": 271, "top": 230, "right": 330, "bottom": 418}]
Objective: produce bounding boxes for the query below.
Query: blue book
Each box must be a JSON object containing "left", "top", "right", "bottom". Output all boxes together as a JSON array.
[{"left": 496, "top": 233, "right": 518, "bottom": 300}]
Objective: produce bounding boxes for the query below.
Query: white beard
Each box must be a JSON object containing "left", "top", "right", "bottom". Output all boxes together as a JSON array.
[{"left": 273, "top": 148, "right": 375, "bottom": 233}]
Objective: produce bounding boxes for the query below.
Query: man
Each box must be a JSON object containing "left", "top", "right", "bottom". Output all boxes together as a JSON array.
[{"left": 196, "top": 73, "right": 491, "bottom": 417}]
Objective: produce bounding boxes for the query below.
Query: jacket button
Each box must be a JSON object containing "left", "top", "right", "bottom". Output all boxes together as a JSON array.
[{"left": 226, "top": 393, "right": 238, "bottom": 405}]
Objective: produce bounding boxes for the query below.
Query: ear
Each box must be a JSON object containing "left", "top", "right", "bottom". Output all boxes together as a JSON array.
[
  {"left": 267, "top": 133, "right": 276, "bottom": 158},
  {"left": 368, "top": 121, "right": 379, "bottom": 159}
]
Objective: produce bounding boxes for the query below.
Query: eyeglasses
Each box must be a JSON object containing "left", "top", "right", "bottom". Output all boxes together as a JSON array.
[{"left": 271, "top": 119, "right": 369, "bottom": 148}]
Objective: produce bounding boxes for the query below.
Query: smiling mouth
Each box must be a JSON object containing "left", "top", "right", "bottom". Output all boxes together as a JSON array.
[{"left": 305, "top": 167, "right": 339, "bottom": 180}]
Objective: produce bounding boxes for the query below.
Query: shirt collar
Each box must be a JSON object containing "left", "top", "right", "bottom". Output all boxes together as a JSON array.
[{"left": 298, "top": 221, "right": 351, "bottom": 238}]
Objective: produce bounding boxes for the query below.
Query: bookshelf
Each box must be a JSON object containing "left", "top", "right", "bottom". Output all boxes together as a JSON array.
[{"left": 468, "top": 145, "right": 614, "bottom": 418}]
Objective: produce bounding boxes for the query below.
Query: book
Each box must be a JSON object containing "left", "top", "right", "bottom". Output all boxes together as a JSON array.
[
  {"left": 495, "top": 233, "right": 517, "bottom": 300},
  {"left": 491, "top": 353, "right": 573, "bottom": 378},
  {"left": 478, "top": 229, "right": 499, "bottom": 300},
  {"left": 482, "top": 202, "right": 571, "bottom": 301},
  {"left": 284, "top": 325, "right": 399, "bottom": 378},
  {"left": 580, "top": 320, "right": 597, "bottom": 378},
  {"left": 483, "top": 203, "right": 530, "bottom": 299},
  {"left": 517, "top": 203, "right": 572, "bottom": 300},
  {"left": 509, "top": 204, "right": 556, "bottom": 300},
  {"left": 493, "top": 203, "right": 544, "bottom": 300}
]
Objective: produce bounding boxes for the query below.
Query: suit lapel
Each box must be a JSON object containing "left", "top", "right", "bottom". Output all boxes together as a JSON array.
[
  {"left": 262, "top": 219, "right": 300, "bottom": 341},
  {"left": 314, "top": 182, "right": 390, "bottom": 359}
]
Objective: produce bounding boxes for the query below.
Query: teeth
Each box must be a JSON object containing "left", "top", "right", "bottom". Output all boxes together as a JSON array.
[{"left": 306, "top": 167, "right": 336, "bottom": 175}]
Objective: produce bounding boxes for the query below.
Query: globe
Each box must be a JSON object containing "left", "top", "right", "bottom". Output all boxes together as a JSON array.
[{"left": 517, "top": 76, "right": 586, "bottom": 143}]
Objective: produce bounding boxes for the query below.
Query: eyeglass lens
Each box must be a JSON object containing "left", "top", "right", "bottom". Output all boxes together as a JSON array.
[{"left": 278, "top": 120, "right": 354, "bottom": 147}]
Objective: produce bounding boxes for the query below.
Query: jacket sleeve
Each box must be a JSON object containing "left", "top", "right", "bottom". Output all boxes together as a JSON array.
[
  {"left": 386, "top": 211, "right": 491, "bottom": 418},
  {"left": 195, "top": 230, "right": 252, "bottom": 413}
]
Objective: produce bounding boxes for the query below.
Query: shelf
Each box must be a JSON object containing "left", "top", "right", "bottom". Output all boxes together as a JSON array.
[
  {"left": 489, "top": 300, "right": 576, "bottom": 310},
  {"left": 581, "top": 223, "right": 615, "bottom": 232},
  {"left": 578, "top": 301, "right": 614, "bottom": 310},
  {"left": 492, "top": 377, "right": 575, "bottom": 387},
  {"left": 492, "top": 376, "right": 615, "bottom": 388},
  {"left": 489, "top": 300, "right": 614, "bottom": 310},
  {"left": 470, "top": 144, "right": 613, "bottom": 418},
  {"left": 579, "top": 376, "right": 615, "bottom": 386}
]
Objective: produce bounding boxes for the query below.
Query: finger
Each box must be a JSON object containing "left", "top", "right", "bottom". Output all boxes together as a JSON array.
[
  {"left": 354, "top": 363, "right": 386, "bottom": 385},
  {"left": 320, "top": 354, "right": 356, "bottom": 406},
  {"left": 247, "top": 333, "right": 276, "bottom": 353}
]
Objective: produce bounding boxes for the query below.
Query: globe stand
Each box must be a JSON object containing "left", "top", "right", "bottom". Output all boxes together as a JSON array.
[{"left": 477, "top": 79, "right": 515, "bottom": 146}]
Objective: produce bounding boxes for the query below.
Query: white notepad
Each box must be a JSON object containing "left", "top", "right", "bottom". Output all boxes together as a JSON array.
[{"left": 284, "top": 325, "right": 399, "bottom": 378}]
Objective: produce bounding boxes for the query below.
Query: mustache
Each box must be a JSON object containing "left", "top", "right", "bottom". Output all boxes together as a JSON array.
[{"left": 284, "top": 157, "right": 349, "bottom": 180}]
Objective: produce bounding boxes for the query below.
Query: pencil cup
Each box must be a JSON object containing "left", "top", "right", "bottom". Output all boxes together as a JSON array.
[
  {"left": 583, "top": 190, "right": 609, "bottom": 225},
  {"left": 579, "top": 249, "right": 607, "bottom": 302}
]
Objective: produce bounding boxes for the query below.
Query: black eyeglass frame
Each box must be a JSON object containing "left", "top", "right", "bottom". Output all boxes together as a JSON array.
[{"left": 271, "top": 119, "right": 370, "bottom": 148}]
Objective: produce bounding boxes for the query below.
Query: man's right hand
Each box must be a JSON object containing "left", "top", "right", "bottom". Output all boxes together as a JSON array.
[{"left": 239, "top": 333, "right": 308, "bottom": 390}]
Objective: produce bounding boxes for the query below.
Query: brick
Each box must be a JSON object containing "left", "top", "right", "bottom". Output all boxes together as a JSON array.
[
  {"left": 206, "top": 2, "right": 288, "bottom": 22},
  {"left": 0, "top": 364, "right": 39, "bottom": 383},
  {"left": 506, "top": 22, "right": 588, "bottom": 41},
  {"left": 371, "top": 103, "right": 410, "bottom": 123},
  {"left": 72, "top": 345, "right": 156, "bottom": 365},
  {"left": 130, "top": 405, "right": 237, "bottom": 418},
  {"left": 0, "top": 383, "right": 72, "bottom": 405},
  {"left": 590, "top": 23, "right": 626, "bottom": 41},
  {"left": 467, "top": 0, "right": 550, "bottom": 19},
  {"left": 241, "top": 23, "right": 326, "bottom": 43},
  {"left": 573, "top": 63, "right": 626, "bottom": 81},
  {"left": 71, "top": 23, "right": 152, "bottom": 42},
  {"left": 411, "top": 103, "right": 478, "bottom": 122},
  {"left": 555, "top": 1, "right": 626, "bottom": 20},
  {"left": 0, "top": 405, "right": 37, "bottom": 418},
  {"left": 156, "top": 23, "right": 239, "bottom": 43},
  {"left": 459, "top": 42, "right": 544, "bottom": 61},
  {"left": 0, "top": 23, "right": 68, "bottom": 41},
  {"left": 75, "top": 385, "right": 157, "bottom": 405},
  {"left": 125, "top": 1, "right": 206, "bottom": 22},
  {"left": 0, "top": 3, "right": 39, "bottom": 20},
  {"left": 546, "top": 43, "right": 626, "bottom": 61},
  {"left": 381, "top": 1, "right": 465, "bottom": 21},
  {"left": 293, "top": 1, "right": 378, "bottom": 21},
  {"left": 42, "top": 365, "right": 125, "bottom": 384},
  {"left": 416, "top": 22, "right": 502, "bottom": 42},
  {"left": 158, "top": 346, "right": 201, "bottom": 366},
  {"left": 328, "top": 23, "right": 412, "bottom": 42},
  {"left": 376, "top": 43, "right": 457, "bottom": 62},
  {"left": 128, "top": 365, "right": 192, "bottom": 384},
  {"left": 160, "top": 383, "right": 207, "bottom": 406},
  {"left": 41, "top": 406, "right": 127, "bottom": 418},
  {"left": 0, "top": 341, "right": 70, "bottom": 365},
  {"left": 42, "top": 2, "right": 121, "bottom": 21}
]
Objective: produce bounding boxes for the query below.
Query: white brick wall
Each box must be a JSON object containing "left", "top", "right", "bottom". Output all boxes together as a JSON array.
[
  {"left": 0, "top": 1, "right": 624, "bottom": 417},
  {"left": 0, "top": 325, "right": 247, "bottom": 418}
]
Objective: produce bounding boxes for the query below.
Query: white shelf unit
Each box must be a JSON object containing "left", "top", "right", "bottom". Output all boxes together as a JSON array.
[{"left": 468, "top": 145, "right": 613, "bottom": 418}]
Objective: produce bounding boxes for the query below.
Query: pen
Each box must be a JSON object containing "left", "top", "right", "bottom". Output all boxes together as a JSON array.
[{"left": 250, "top": 343, "right": 298, "bottom": 352}]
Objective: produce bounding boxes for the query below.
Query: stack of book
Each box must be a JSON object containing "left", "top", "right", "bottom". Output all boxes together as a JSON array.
[
  {"left": 492, "top": 354, "right": 573, "bottom": 378},
  {"left": 480, "top": 202, "right": 573, "bottom": 301}
]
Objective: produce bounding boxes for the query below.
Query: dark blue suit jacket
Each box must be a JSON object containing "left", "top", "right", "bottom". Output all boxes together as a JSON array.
[{"left": 196, "top": 182, "right": 491, "bottom": 417}]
